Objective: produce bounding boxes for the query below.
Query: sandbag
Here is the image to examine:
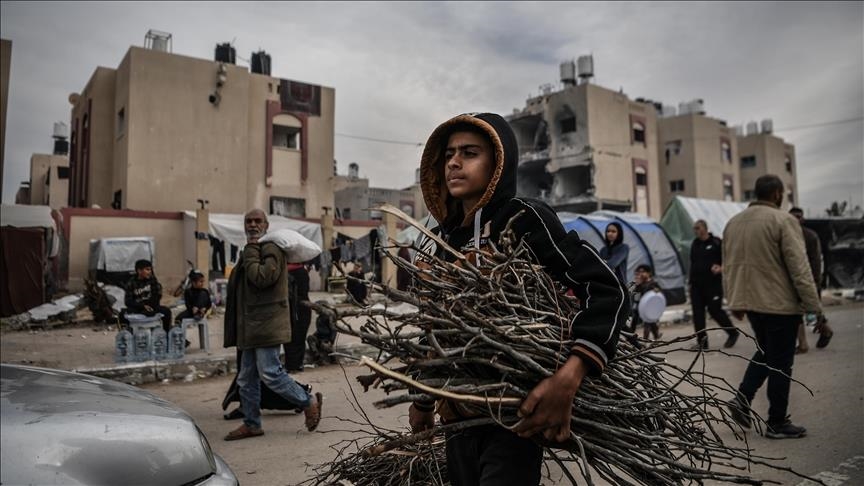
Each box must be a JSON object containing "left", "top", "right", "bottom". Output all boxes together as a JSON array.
[{"left": 259, "top": 228, "right": 322, "bottom": 263}]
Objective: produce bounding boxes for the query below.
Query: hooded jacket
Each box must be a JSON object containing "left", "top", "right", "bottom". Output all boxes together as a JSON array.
[{"left": 418, "top": 113, "right": 628, "bottom": 376}]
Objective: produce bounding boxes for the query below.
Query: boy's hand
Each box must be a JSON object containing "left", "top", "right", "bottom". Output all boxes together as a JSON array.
[
  {"left": 409, "top": 404, "right": 435, "bottom": 433},
  {"left": 513, "top": 355, "right": 587, "bottom": 443}
]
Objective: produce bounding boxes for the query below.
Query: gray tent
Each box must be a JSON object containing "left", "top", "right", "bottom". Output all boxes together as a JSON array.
[{"left": 559, "top": 211, "right": 687, "bottom": 305}]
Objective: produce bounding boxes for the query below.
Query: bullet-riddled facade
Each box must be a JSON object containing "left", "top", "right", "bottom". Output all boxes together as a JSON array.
[
  {"left": 508, "top": 82, "right": 663, "bottom": 218},
  {"left": 68, "top": 46, "right": 335, "bottom": 217}
]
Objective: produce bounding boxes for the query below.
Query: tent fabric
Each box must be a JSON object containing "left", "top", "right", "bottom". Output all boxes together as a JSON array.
[
  {"left": 1, "top": 204, "right": 59, "bottom": 257},
  {"left": 559, "top": 211, "right": 687, "bottom": 305},
  {"left": 660, "top": 196, "right": 747, "bottom": 275},
  {"left": 0, "top": 227, "right": 46, "bottom": 317},
  {"left": 184, "top": 212, "right": 323, "bottom": 251},
  {"left": 89, "top": 237, "right": 156, "bottom": 272},
  {"left": 803, "top": 218, "right": 864, "bottom": 289}
]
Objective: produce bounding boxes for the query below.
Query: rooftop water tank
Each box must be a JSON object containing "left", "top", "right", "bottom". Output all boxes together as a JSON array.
[
  {"left": 733, "top": 125, "right": 745, "bottom": 136},
  {"left": 746, "top": 121, "right": 759, "bottom": 135},
  {"left": 144, "top": 30, "right": 172, "bottom": 53},
  {"left": 348, "top": 162, "right": 359, "bottom": 179},
  {"left": 251, "top": 50, "right": 271, "bottom": 75},
  {"left": 53, "top": 122, "right": 68, "bottom": 139},
  {"left": 663, "top": 105, "right": 677, "bottom": 117},
  {"left": 678, "top": 102, "right": 690, "bottom": 115},
  {"left": 577, "top": 55, "right": 594, "bottom": 80},
  {"left": 760, "top": 119, "right": 773, "bottom": 134},
  {"left": 215, "top": 43, "right": 236, "bottom": 64},
  {"left": 690, "top": 99, "right": 705, "bottom": 115},
  {"left": 560, "top": 60, "right": 576, "bottom": 86}
]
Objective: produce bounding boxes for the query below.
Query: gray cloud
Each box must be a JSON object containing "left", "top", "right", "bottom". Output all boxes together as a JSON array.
[{"left": 2, "top": 1, "right": 861, "bottom": 214}]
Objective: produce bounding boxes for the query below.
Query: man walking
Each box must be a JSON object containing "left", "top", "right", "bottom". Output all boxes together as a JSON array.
[
  {"left": 223, "top": 209, "right": 322, "bottom": 440},
  {"left": 724, "top": 176, "right": 822, "bottom": 439},
  {"left": 789, "top": 207, "right": 834, "bottom": 351},
  {"left": 689, "top": 220, "right": 739, "bottom": 349}
]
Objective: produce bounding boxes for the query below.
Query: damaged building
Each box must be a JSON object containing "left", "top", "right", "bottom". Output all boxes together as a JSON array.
[{"left": 507, "top": 56, "right": 662, "bottom": 218}]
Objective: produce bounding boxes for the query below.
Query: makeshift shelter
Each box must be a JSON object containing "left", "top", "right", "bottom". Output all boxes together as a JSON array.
[
  {"left": 1, "top": 205, "right": 60, "bottom": 317},
  {"left": 660, "top": 196, "right": 747, "bottom": 275},
  {"left": 559, "top": 211, "right": 687, "bottom": 305},
  {"left": 88, "top": 237, "right": 157, "bottom": 287},
  {"left": 184, "top": 212, "right": 323, "bottom": 251},
  {"left": 803, "top": 218, "right": 864, "bottom": 289}
]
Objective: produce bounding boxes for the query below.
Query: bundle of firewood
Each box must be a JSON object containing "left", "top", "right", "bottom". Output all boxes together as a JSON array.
[{"left": 305, "top": 205, "right": 817, "bottom": 486}]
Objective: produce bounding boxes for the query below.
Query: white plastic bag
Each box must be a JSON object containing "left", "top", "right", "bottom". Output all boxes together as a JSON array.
[{"left": 258, "top": 228, "right": 322, "bottom": 263}]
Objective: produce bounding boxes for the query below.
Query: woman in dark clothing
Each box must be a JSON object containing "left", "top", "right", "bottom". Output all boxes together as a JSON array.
[{"left": 599, "top": 222, "right": 630, "bottom": 285}]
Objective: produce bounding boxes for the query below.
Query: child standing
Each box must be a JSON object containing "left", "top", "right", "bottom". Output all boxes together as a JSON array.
[
  {"left": 408, "top": 113, "right": 629, "bottom": 486},
  {"left": 632, "top": 264, "right": 664, "bottom": 340}
]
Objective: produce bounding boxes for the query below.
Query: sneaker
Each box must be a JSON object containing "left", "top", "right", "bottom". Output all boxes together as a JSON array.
[
  {"left": 727, "top": 395, "right": 752, "bottom": 429},
  {"left": 724, "top": 332, "right": 739, "bottom": 349},
  {"left": 224, "top": 424, "right": 264, "bottom": 441},
  {"left": 816, "top": 330, "right": 833, "bottom": 349},
  {"left": 766, "top": 419, "right": 807, "bottom": 439}
]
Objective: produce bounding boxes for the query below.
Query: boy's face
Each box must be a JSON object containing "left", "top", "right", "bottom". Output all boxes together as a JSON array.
[
  {"left": 444, "top": 131, "right": 494, "bottom": 206},
  {"left": 136, "top": 266, "right": 152, "bottom": 279},
  {"left": 192, "top": 277, "right": 206, "bottom": 289}
]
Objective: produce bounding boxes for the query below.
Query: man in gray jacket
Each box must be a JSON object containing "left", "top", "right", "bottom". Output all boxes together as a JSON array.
[
  {"left": 723, "top": 176, "right": 821, "bottom": 439},
  {"left": 224, "top": 209, "right": 323, "bottom": 441}
]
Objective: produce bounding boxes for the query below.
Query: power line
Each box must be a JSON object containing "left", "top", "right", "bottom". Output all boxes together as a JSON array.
[
  {"left": 334, "top": 115, "right": 863, "bottom": 149},
  {"left": 336, "top": 132, "right": 423, "bottom": 146}
]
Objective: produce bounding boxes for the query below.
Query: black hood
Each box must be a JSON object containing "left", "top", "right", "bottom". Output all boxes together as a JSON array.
[{"left": 419, "top": 113, "right": 518, "bottom": 228}]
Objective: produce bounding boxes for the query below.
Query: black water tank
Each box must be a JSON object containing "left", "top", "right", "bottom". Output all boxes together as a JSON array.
[
  {"left": 53, "top": 139, "right": 69, "bottom": 156},
  {"left": 251, "top": 51, "right": 271, "bottom": 75},
  {"left": 215, "top": 43, "right": 236, "bottom": 64}
]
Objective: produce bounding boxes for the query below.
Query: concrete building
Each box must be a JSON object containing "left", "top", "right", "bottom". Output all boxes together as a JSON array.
[
  {"left": 507, "top": 57, "right": 663, "bottom": 218},
  {"left": 1, "top": 38, "right": 11, "bottom": 202},
  {"left": 333, "top": 162, "right": 424, "bottom": 221},
  {"left": 28, "top": 154, "right": 69, "bottom": 209},
  {"left": 68, "top": 32, "right": 335, "bottom": 217},
  {"left": 737, "top": 120, "right": 798, "bottom": 205},
  {"left": 656, "top": 102, "right": 741, "bottom": 210}
]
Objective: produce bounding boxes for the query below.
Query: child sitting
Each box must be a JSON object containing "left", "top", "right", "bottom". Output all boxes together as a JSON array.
[{"left": 175, "top": 270, "right": 212, "bottom": 322}]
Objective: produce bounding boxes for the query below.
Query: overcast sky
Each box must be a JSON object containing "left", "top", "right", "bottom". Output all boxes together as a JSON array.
[{"left": 2, "top": 1, "right": 862, "bottom": 215}]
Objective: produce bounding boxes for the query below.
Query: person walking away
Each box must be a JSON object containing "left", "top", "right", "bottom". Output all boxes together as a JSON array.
[
  {"left": 284, "top": 262, "right": 312, "bottom": 372},
  {"left": 222, "top": 209, "right": 322, "bottom": 440},
  {"left": 788, "top": 207, "right": 834, "bottom": 351},
  {"left": 407, "top": 113, "right": 628, "bottom": 486},
  {"left": 122, "top": 259, "right": 173, "bottom": 333},
  {"left": 600, "top": 222, "right": 629, "bottom": 285},
  {"left": 724, "top": 175, "right": 822, "bottom": 439},
  {"left": 688, "top": 220, "right": 739, "bottom": 350}
]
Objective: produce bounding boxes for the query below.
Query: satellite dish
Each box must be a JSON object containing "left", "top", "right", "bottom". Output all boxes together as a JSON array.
[{"left": 638, "top": 290, "right": 667, "bottom": 323}]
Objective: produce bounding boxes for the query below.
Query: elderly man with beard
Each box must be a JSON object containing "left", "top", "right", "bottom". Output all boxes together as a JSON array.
[{"left": 223, "top": 209, "right": 323, "bottom": 440}]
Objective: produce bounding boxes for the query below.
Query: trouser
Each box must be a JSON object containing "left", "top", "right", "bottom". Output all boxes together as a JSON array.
[
  {"left": 445, "top": 424, "right": 543, "bottom": 486},
  {"left": 737, "top": 311, "right": 799, "bottom": 425},
  {"left": 284, "top": 303, "right": 312, "bottom": 371},
  {"left": 690, "top": 283, "right": 737, "bottom": 344},
  {"left": 238, "top": 345, "right": 312, "bottom": 429}
]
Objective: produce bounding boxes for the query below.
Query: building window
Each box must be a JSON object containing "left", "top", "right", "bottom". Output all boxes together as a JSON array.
[
  {"left": 273, "top": 124, "right": 301, "bottom": 149},
  {"left": 635, "top": 170, "right": 647, "bottom": 186},
  {"left": 670, "top": 180, "right": 685, "bottom": 192},
  {"left": 721, "top": 140, "right": 732, "bottom": 163},
  {"left": 270, "top": 196, "right": 305, "bottom": 218},
  {"left": 632, "top": 121, "right": 646, "bottom": 144},
  {"left": 560, "top": 116, "right": 576, "bottom": 134},
  {"left": 116, "top": 108, "right": 125, "bottom": 137},
  {"left": 743, "top": 190, "right": 754, "bottom": 201},
  {"left": 723, "top": 177, "right": 734, "bottom": 201},
  {"left": 342, "top": 208, "right": 351, "bottom": 220},
  {"left": 664, "top": 140, "right": 681, "bottom": 165},
  {"left": 785, "top": 155, "right": 793, "bottom": 173},
  {"left": 740, "top": 155, "right": 756, "bottom": 168},
  {"left": 57, "top": 167, "right": 70, "bottom": 179}
]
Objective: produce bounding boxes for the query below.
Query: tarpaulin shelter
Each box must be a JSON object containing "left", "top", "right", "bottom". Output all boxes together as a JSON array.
[
  {"left": 1, "top": 205, "right": 59, "bottom": 317},
  {"left": 88, "top": 237, "right": 156, "bottom": 287},
  {"left": 803, "top": 218, "right": 864, "bottom": 289},
  {"left": 660, "top": 196, "right": 747, "bottom": 275},
  {"left": 559, "top": 211, "right": 687, "bottom": 305},
  {"left": 183, "top": 212, "right": 323, "bottom": 251}
]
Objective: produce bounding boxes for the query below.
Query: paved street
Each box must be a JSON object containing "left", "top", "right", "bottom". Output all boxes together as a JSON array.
[{"left": 139, "top": 303, "right": 864, "bottom": 486}]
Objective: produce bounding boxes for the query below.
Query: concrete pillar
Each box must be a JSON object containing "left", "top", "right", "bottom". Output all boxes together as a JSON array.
[
  {"left": 196, "top": 207, "right": 209, "bottom": 281},
  {"left": 381, "top": 211, "right": 398, "bottom": 285}
]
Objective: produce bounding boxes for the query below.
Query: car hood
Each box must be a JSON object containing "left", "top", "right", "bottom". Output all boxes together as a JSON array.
[{"left": 1, "top": 364, "right": 218, "bottom": 486}]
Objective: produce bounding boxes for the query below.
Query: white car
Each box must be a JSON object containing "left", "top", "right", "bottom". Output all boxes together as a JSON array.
[{"left": 1, "top": 364, "right": 238, "bottom": 485}]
